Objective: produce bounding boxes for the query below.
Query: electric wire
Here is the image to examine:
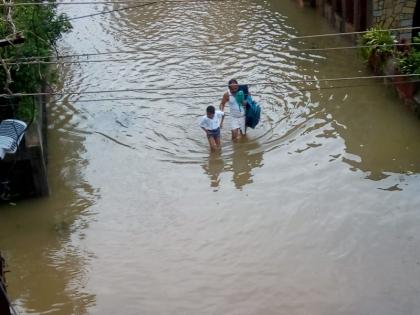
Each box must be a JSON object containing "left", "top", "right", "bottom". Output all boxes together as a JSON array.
[
  {"left": 1, "top": 0, "right": 233, "bottom": 6},
  {"left": 67, "top": 1, "right": 157, "bottom": 20},
  {"left": 3, "top": 42, "right": 419, "bottom": 66},
  {"left": 5, "top": 0, "right": 419, "bottom": 35},
  {"left": 0, "top": 78, "right": 417, "bottom": 106},
  {"left": 1, "top": 4, "right": 419, "bottom": 104},
  {"left": 1, "top": 73, "right": 418, "bottom": 99},
  {"left": 64, "top": 83, "right": 381, "bottom": 102},
  {"left": 5, "top": 24, "right": 420, "bottom": 64},
  {"left": 0, "top": 84, "right": 382, "bottom": 104}
]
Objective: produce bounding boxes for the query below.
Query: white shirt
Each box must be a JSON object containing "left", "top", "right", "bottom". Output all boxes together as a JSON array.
[
  {"left": 199, "top": 110, "right": 224, "bottom": 130},
  {"left": 228, "top": 90, "right": 245, "bottom": 118}
]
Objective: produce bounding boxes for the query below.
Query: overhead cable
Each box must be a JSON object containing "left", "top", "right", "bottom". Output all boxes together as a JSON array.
[
  {"left": 2, "top": 0, "right": 420, "bottom": 39},
  {"left": 1, "top": 0, "right": 231, "bottom": 6},
  {"left": 3, "top": 42, "right": 419, "bottom": 66},
  {"left": 6, "top": 25, "right": 420, "bottom": 63},
  {"left": 0, "top": 83, "right": 381, "bottom": 105},
  {"left": 1, "top": 73, "right": 418, "bottom": 98},
  {"left": 0, "top": 83, "right": 382, "bottom": 105},
  {"left": 1, "top": 79, "right": 417, "bottom": 106},
  {"left": 66, "top": 0, "right": 235, "bottom": 21},
  {"left": 66, "top": 83, "right": 379, "bottom": 102},
  {"left": 39, "top": 80, "right": 420, "bottom": 102},
  {"left": 67, "top": 1, "right": 157, "bottom": 20}
]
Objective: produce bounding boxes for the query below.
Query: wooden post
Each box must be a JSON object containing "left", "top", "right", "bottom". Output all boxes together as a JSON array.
[{"left": 24, "top": 95, "right": 50, "bottom": 197}]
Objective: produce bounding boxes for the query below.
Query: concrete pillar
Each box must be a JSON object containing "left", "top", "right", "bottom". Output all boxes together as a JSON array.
[
  {"left": 29, "top": 145, "right": 49, "bottom": 197},
  {"left": 25, "top": 95, "right": 50, "bottom": 197}
]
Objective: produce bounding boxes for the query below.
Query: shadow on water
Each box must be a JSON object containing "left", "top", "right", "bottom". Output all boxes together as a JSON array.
[
  {"left": 202, "top": 138, "right": 264, "bottom": 191},
  {"left": 0, "top": 98, "right": 98, "bottom": 314}
]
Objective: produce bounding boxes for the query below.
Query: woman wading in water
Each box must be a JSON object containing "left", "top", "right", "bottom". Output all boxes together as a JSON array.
[{"left": 220, "top": 79, "right": 246, "bottom": 142}]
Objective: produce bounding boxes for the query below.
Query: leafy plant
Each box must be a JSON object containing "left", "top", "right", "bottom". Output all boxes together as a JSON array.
[
  {"left": 397, "top": 50, "right": 420, "bottom": 74},
  {"left": 396, "top": 36, "right": 420, "bottom": 76},
  {"left": 0, "top": 4, "right": 72, "bottom": 120},
  {"left": 16, "top": 96, "right": 37, "bottom": 123},
  {"left": 359, "top": 27, "right": 396, "bottom": 61}
]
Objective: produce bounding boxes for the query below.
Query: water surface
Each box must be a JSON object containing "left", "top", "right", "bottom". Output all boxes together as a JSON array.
[{"left": 1, "top": 1, "right": 420, "bottom": 314}]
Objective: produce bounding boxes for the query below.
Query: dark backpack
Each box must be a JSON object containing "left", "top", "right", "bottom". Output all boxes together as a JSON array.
[
  {"left": 238, "top": 85, "right": 261, "bottom": 129},
  {"left": 245, "top": 96, "right": 261, "bottom": 129}
]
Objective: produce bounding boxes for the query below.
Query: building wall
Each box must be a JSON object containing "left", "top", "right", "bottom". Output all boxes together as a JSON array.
[
  {"left": 372, "top": 0, "right": 416, "bottom": 28},
  {"left": 372, "top": 0, "right": 417, "bottom": 39},
  {"left": 306, "top": 0, "right": 419, "bottom": 40}
]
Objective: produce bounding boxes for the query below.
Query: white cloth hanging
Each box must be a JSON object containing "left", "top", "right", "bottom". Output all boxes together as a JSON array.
[{"left": 0, "top": 119, "right": 27, "bottom": 159}]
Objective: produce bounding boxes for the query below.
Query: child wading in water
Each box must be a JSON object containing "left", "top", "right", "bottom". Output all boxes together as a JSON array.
[{"left": 199, "top": 105, "right": 225, "bottom": 152}]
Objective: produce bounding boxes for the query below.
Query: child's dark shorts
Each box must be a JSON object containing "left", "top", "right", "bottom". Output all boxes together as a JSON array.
[{"left": 207, "top": 127, "right": 221, "bottom": 139}]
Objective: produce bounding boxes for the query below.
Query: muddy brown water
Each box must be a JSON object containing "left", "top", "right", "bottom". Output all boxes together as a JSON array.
[{"left": 1, "top": 1, "right": 420, "bottom": 314}]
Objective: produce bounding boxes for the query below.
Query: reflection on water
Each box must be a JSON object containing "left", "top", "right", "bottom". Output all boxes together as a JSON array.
[
  {"left": 202, "top": 154, "right": 224, "bottom": 190},
  {"left": 311, "top": 85, "right": 420, "bottom": 182},
  {"left": 0, "top": 98, "right": 97, "bottom": 314},
  {"left": 0, "top": 188, "right": 96, "bottom": 315},
  {"left": 228, "top": 139, "right": 264, "bottom": 190},
  {"left": 2, "top": 0, "right": 420, "bottom": 314},
  {"left": 202, "top": 138, "right": 264, "bottom": 191}
]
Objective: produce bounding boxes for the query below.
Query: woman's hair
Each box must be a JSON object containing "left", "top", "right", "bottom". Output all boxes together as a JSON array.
[{"left": 228, "top": 79, "right": 238, "bottom": 86}]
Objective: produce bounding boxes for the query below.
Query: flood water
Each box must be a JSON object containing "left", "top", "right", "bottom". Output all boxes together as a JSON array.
[{"left": 1, "top": 1, "right": 420, "bottom": 314}]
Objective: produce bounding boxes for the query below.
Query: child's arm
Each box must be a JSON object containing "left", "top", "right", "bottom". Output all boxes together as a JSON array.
[{"left": 201, "top": 127, "right": 209, "bottom": 135}]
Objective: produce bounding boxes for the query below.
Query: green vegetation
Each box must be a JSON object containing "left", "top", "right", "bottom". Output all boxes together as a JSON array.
[
  {"left": 359, "top": 27, "right": 420, "bottom": 110},
  {"left": 359, "top": 28, "right": 420, "bottom": 80},
  {"left": 397, "top": 37, "right": 420, "bottom": 75},
  {"left": 0, "top": 3, "right": 71, "bottom": 122},
  {"left": 397, "top": 49, "right": 420, "bottom": 75},
  {"left": 359, "top": 27, "right": 396, "bottom": 61}
]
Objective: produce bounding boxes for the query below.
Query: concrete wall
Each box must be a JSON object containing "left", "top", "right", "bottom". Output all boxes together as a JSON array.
[
  {"left": 372, "top": 0, "right": 417, "bottom": 39},
  {"left": 304, "top": 0, "right": 418, "bottom": 40},
  {"left": 307, "top": 0, "right": 372, "bottom": 33}
]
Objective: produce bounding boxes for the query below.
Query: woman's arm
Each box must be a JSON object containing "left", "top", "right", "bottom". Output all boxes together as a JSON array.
[{"left": 220, "top": 92, "right": 228, "bottom": 111}]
